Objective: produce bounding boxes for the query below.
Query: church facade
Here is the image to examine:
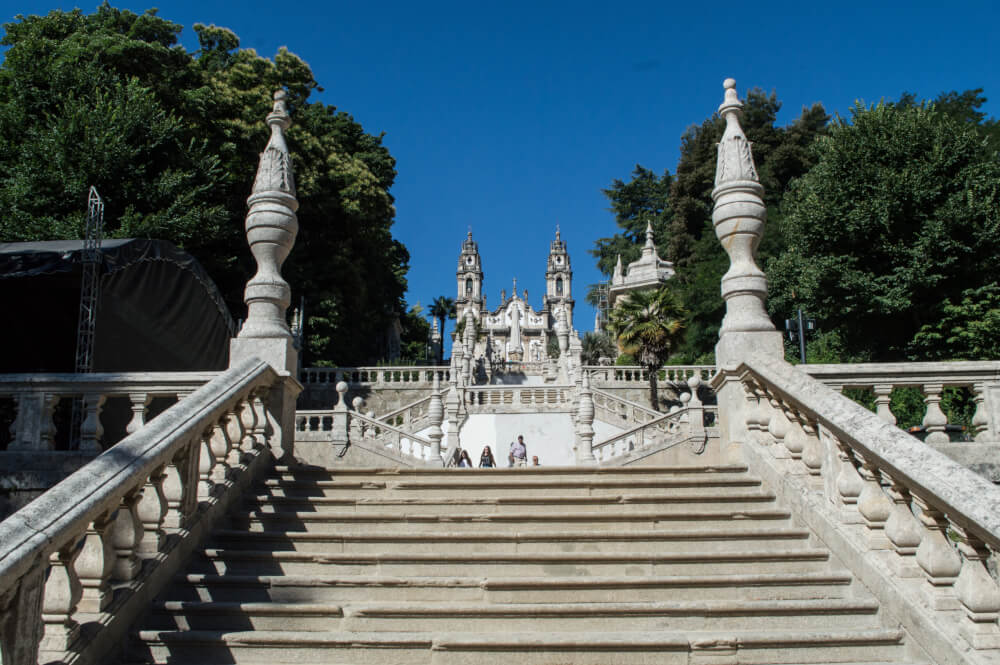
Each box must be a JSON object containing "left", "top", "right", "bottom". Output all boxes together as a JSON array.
[{"left": 453, "top": 230, "right": 574, "bottom": 365}]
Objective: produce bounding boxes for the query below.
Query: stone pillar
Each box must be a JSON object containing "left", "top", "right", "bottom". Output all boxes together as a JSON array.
[
  {"left": 229, "top": 90, "right": 304, "bottom": 461},
  {"left": 426, "top": 373, "right": 445, "bottom": 466},
  {"left": 331, "top": 381, "right": 349, "bottom": 454},
  {"left": 556, "top": 309, "right": 570, "bottom": 384},
  {"left": 709, "top": 78, "right": 784, "bottom": 449},
  {"left": 575, "top": 371, "right": 597, "bottom": 464}
]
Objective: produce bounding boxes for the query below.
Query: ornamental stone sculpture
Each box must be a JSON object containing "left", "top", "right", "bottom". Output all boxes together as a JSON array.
[
  {"left": 711, "top": 78, "right": 782, "bottom": 366},
  {"left": 232, "top": 90, "right": 299, "bottom": 370}
]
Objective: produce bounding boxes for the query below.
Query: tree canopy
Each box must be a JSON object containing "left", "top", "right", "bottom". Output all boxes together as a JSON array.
[
  {"left": 768, "top": 100, "right": 1000, "bottom": 361},
  {"left": 0, "top": 4, "right": 409, "bottom": 365}
]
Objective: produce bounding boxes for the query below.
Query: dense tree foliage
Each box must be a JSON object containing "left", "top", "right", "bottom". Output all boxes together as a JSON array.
[
  {"left": 580, "top": 331, "right": 616, "bottom": 365},
  {"left": 768, "top": 101, "right": 1000, "bottom": 361},
  {"left": 0, "top": 5, "right": 409, "bottom": 365}
]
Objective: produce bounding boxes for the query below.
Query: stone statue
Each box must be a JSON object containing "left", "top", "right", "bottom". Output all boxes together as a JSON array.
[{"left": 508, "top": 302, "right": 523, "bottom": 360}]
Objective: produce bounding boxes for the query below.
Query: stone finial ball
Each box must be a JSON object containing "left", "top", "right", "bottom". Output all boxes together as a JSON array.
[
  {"left": 274, "top": 89, "right": 286, "bottom": 101},
  {"left": 687, "top": 374, "right": 702, "bottom": 389},
  {"left": 724, "top": 78, "right": 736, "bottom": 89},
  {"left": 366, "top": 410, "right": 375, "bottom": 418},
  {"left": 336, "top": 381, "right": 348, "bottom": 394},
  {"left": 352, "top": 397, "right": 365, "bottom": 410},
  {"left": 680, "top": 392, "right": 691, "bottom": 405}
]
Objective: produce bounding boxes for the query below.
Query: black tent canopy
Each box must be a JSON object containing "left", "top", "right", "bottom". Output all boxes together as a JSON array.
[{"left": 0, "top": 239, "right": 235, "bottom": 372}]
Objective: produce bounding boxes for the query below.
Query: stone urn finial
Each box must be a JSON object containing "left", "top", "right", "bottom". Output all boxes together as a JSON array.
[
  {"left": 712, "top": 78, "right": 774, "bottom": 335},
  {"left": 238, "top": 89, "right": 299, "bottom": 340}
]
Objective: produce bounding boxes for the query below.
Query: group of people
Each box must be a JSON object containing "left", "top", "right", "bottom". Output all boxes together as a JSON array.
[{"left": 446, "top": 435, "right": 540, "bottom": 468}]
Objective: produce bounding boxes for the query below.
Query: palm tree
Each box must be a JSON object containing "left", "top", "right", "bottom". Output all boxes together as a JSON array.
[
  {"left": 428, "top": 296, "right": 456, "bottom": 364},
  {"left": 606, "top": 286, "right": 686, "bottom": 410},
  {"left": 581, "top": 331, "right": 616, "bottom": 365}
]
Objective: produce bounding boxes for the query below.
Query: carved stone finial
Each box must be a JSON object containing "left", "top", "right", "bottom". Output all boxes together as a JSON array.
[
  {"left": 237, "top": 89, "right": 299, "bottom": 348},
  {"left": 612, "top": 254, "right": 623, "bottom": 284},
  {"left": 711, "top": 78, "right": 774, "bottom": 337},
  {"left": 555, "top": 225, "right": 561, "bottom": 241},
  {"left": 644, "top": 221, "right": 655, "bottom": 249}
]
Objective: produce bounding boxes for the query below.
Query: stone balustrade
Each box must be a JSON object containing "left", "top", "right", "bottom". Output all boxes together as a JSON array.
[
  {"left": 462, "top": 385, "right": 572, "bottom": 414},
  {"left": 592, "top": 406, "right": 717, "bottom": 463},
  {"left": 377, "top": 393, "right": 434, "bottom": 431},
  {"left": 585, "top": 364, "right": 717, "bottom": 388},
  {"left": 0, "top": 357, "right": 279, "bottom": 665},
  {"left": 301, "top": 366, "right": 450, "bottom": 388},
  {"left": 590, "top": 388, "right": 663, "bottom": 428},
  {"left": 800, "top": 361, "right": 1000, "bottom": 442},
  {"left": 726, "top": 356, "right": 1000, "bottom": 660},
  {"left": 350, "top": 411, "right": 437, "bottom": 463},
  {"left": 0, "top": 372, "right": 219, "bottom": 453}
]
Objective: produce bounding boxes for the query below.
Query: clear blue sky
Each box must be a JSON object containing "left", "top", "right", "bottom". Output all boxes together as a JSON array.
[{"left": 4, "top": 1, "right": 999, "bottom": 350}]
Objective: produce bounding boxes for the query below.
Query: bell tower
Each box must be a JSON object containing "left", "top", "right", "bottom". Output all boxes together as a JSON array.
[
  {"left": 545, "top": 227, "right": 574, "bottom": 328},
  {"left": 456, "top": 230, "right": 484, "bottom": 317}
]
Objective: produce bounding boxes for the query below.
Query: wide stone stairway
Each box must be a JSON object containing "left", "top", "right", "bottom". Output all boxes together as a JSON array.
[{"left": 129, "top": 465, "right": 925, "bottom": 664}]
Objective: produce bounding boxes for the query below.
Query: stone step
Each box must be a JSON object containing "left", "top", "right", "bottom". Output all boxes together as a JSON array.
[
  {"left": 270, "top": 464, "right": 752, "bottom": 480},
  {"left": 227, "top": 508, "right": 794, "bottom": 533},
  {"left": 257, "top": 475, "right": 763, "bottom": 499},
  {"left": 243, "top": 490, "right": 779, "bottom": 513},
  {"left": 208, "top": 526, "right": 812, "bottom": 554},
  {"left": 132, "top": 628, "right": 908, "bottom": 664},
  {"left": 145, "top": 598, "right": 883, "bottom": 632},
  {"left": 191, "top": 548, "right": 833, "bottom": 577},
  {"left": 167, "top": 571, "right": 857, "bottom": 604}
]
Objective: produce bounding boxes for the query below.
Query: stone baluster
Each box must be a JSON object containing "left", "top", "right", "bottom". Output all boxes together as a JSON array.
[
  {"left": 126, "top": 392, "right": 150, "bottom": 435},
  {"left": 238, "top": 397, "right": 260, "bottom": 453},
  {"left": 800, "top": 415, "right": 823, "bottom": 476},
  {"left": 855, "top": 452, "right": 892, "bottom": 549},
  {"left": 913, "top": 495, "right": 962, "bottom": 610},
  {"left": 209, "top": 419, "right": 233, "bottom": 491},
  {"left": 831, "top": 437, "right": 864, "bottom": 522},
  {"left": 972, "top": 382, "right": 991, "bottom": 443},
  {"left": 250, "top": 390, "right": 271, "bottom": 456},
  {"left": 575, "top": 372, "right": 597, "bottom": 464},
  {"left": 110, "top": 489, "right": 143, "bottom": 582},
  {"left": 427, "top": 373, "right": 445, "bottom": 466},
  {"left": 75, "top": 510, "right": 114, "bottom": 613},
  {"left": 78, "top": 393, "right": 106, "bottom": 453},
  {"left": 687, "top": 375, "right": 705, "bottom": 437},
  {"left": 135, "top": 467, "right": 168, "bottom": 557},
  {"left": 952, "top": 525, "right": 1000, "bottom": 648},
  {"left": 922, "top": 383, "right": 949, "bottom": 444},
  {"left": 224, "top": 402, "right": 249, "bottom": 472},
  {"left": 782, "top": 406, "right": 806, "bottom": 467},
  {"left": 765, "top": 393, "right": 790, "bottom": 458},
  {"left": 40, "top": 541, "right": 82, "bottom": 654},
  {"left": 872, "top": 384, "right": 896, "bottom": 425},
  {"left": 9, "top": 393, "right": 59, "bottom": 451},
  {"left": 0, "top": 562, "right": 45, "bottom": 665},
  {"left": 743, "top": 381, "right": 762, "bottom": 440},
  {"left": 880, "top": 472, "right": 923, "bottom": 577},
  {"left": 197, "top": 427, "right": 216, "bottom": 500},
  {"left": 160, "top": 446, "right": 190, "bottom": 531}
]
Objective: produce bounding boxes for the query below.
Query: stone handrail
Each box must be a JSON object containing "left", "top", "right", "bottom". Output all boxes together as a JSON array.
[
  {"left": 301, "top": 366, "right": 450, "bottom": 388},
  {"left": 584, "top": 364, "right": 717, "bottom": 387},
  {"left": 592, "top": 406, "right": 717, "bottom": 463},
  {"left": 462, "top": 385, "right": 573, "bottom": 413},
  {"left": 800, "top": 361, "right": 1000, "bottom": 442},
  {"left": 0, "top": 356, "right": 279, "bottom": 665},
  {"left": 730, "top": 355, "right": 1000, "bottom": 656},
  {"left": 0, "top": 372, "right": 219, "bottom": 453},
  {"left": 349, "top": 410, "right": 438, "bottom": 463},
  {"left": 590, "top": 387, "right": 662, "bottom": 428},
  {"left": 376, "top": 392, "right": 437, "bottom": 431}
]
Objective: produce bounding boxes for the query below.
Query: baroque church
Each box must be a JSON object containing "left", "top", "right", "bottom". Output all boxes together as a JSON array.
[{"left": 453, "top": 229, "right": 574, "bottom": 365}]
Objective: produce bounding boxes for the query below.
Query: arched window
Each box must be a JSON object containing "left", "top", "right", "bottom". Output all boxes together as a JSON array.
[
  {"left": 466, "top": 278, "right": 473, "bottom": 296},
  {"left": 555, "top": 277, "right": 563, "bottom": 296}
]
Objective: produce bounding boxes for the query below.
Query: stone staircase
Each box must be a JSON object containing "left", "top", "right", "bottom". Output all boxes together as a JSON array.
[{"left": 129, "top": 465, "right": 926, "bottom": 664}]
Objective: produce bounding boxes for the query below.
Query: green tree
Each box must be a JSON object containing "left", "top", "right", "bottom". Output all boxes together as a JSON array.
[
  {"left": 0, "top": 5, "right": 408, "bottom": 366},
  {"left": 606, "top": 286, "right": 686, "bottom": 409},
  {"left": 909, "top": 284, "right": 1000, "bottom": 361},
  {"left": 580, "top": 331, "right": 616, "bottom": 365},
  {"left": 397, "top": 305, "right": 432, "bottom": 364},
  {"left": 590, "top": 165, "right": 672, "bottom": 276},
  {"left": 428, "top": 296, "right": 455, "bottom": 363},
  {"left": 768, "top": 101, "right": 1000, "bottom": 361}
]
